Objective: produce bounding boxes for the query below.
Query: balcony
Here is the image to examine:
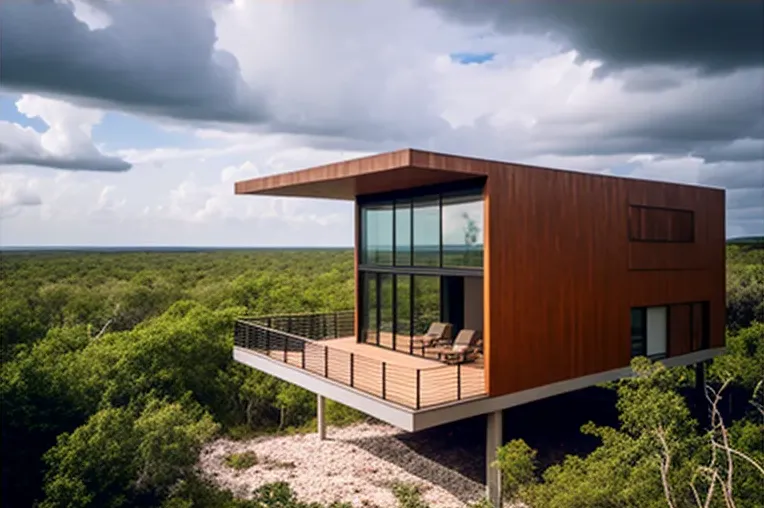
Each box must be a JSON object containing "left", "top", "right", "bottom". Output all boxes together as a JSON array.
[{"left": 233, "top": 311, "right": 486, "bottom": 410}]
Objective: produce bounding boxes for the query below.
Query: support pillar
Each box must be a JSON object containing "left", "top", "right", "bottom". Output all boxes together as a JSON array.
[
  {"left": 317, "top": 394, "right": 326, "bottom": 441},
  {"left": 486, "top": 410, "right": 503, "bottom": 507}
]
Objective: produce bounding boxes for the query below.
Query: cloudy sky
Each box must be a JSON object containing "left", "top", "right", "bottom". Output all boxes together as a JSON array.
[{"left": 1, "top": 0, "right": 762, "bottom": 247}]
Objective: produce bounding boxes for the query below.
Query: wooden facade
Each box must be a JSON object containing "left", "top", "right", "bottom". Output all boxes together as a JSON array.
[{"left": 236, "top": 149, "right": 726, "bottom": 399}]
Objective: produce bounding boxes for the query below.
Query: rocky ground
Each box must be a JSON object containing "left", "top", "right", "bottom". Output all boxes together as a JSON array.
[{"left": 199, "top": 422, "right": 486, "bottom": 507}]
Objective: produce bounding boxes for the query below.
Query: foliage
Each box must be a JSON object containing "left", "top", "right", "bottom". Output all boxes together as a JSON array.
[
  {"left": 390, "top": 481, "right": 429, "bottom": 508},
  {"left": 0, "top": 250, "right": 360, "bottom": 507},
  {"left": 492, "top": 356, "right": 764, "bottom": 508},
  {"left": 225, "top": 451, "right": 259, "bottom": 470},
  {"left": 2, "top": 245, "right": 761, "bottom": 507},
  {"left": 709, "top": 321, "right": 764, "bottom": 390},
  {"left": 41, "top": 401, "right": 218, "bottom": 508},
  {"left": 493, "top": 439, "right": 537, "bottom": 501},
  {"left": 163, "top": 479, "right": 352, "bottom": 508},
  {"left": 726, "top": 245, "right": 764, "bottom": 330}
]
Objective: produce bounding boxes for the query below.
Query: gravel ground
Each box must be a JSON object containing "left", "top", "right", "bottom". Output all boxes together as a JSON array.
[{"left": 199, "top": 422, "right": 486, "bottom": 507}]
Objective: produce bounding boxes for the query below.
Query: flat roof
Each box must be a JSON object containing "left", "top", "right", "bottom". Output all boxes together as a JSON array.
[
  {"left": 234, "top": 148, "right": 724, "bottom": 200},
  {"left": 235, "top": 148, "right": 485, "bottom": 200}
]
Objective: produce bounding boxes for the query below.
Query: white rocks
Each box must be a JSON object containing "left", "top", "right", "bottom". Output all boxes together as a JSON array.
[{"left": 199, "top": 422, "right": 486, "bottom": 507}]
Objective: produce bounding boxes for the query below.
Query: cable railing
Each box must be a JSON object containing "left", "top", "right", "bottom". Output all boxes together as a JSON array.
[
  {"left": 233, "top": 313, "right": 485, "bottom": 410},
  {"left": 239, "top": 310, "right": 354, "bottom": 341}
]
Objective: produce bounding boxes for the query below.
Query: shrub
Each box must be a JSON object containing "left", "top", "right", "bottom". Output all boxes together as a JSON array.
[{"left": 224, "top": 451, "right": 259, "bottom": 470}]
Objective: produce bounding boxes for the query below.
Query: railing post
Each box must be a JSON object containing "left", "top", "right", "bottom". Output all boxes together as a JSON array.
[
  {"left": 416, "top": 369, "right": 421, "bottom": 409},
  {"left": 457, "top": 364, "right": 462, "bottom": 400},
  {"left": 350, "top": 353, "right": 354, "bottom": 387},
  {"left": 283, "top": 336, "right": 288, "bottom": 363},
  {"left": 268, "top": 317, "right": 272, "bottom": 330},
  {"left": 265, "top": 329, "right": 270, "bottom": 353},
  {"left": 324, "top": 346, "right": 329, "bottom": 378},
  {"left": 334, "top": 313, "right": 339, "bottom": 338},
  {"left": 287, "top": 316, "right": 293, "bottom": 334},
  {"left": 382, "top": 362, "right": 387, "bottom": 400},
  {"left": 301, "top": 343, "right": 306, "bottom": 369}
]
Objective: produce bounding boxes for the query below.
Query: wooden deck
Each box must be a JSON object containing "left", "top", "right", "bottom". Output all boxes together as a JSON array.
[{"left": 256, "top": 335, "right": 486, "bottom": 409}]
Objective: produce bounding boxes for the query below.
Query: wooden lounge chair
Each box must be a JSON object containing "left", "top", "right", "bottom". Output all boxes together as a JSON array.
[
  {"left": 432, "top": 329, "right": 482, "bottom": 365},
  {"left": 410, "top": 322, "right": 453, "bottom": 352}
]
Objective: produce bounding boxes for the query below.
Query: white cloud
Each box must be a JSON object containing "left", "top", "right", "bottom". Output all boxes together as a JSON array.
[
  {"left": 0, "top": 173, "right": 43, "bottom": 219},
  {"left": 1, "top": 0, "right": 762, "bottom": 243},
  {"left": 0, "top": 95, "right": 131, "bottom": 171}
]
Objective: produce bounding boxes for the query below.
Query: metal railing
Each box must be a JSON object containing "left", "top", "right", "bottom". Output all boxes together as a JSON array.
[
  {"left": 239, "top": 310, "right": 354, "bottom": 341},
  {"left": 233, "top": 313, "right": 485, "bottom": 410}
]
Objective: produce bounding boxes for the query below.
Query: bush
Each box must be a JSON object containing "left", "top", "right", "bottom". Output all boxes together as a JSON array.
[
  {"left": 390, "top": 481, "right": 429, "bottom": 508},
  {"left": 225, "top": 451, "right": 259, "bottom": 470},
  {"left": 492, "top": 439, "right": 537, "bottom": 501}
]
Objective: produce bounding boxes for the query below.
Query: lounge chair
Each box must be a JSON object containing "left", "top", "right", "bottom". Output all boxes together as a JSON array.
[
  {"left": 431, "top": 329, "right": 482, "bottom": 365},
  {"left": 410, "top": 322, "right": 453, "bottom": 352}
]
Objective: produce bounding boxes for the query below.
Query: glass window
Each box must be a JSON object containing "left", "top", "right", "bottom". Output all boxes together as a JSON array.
[
  {"left": 362, "top": 204, "right": 393, "bottom": 265},
  {"left": 379, "top": 274, "right": 394, "bottom": 347},
  {"left": 413, "top": 275, "right": 440, "bottom": 335},
  {"left": 363, "top": 274, "right": 378, "bottom": 344},
  {"left": 630, "top": 308, "right": 646, "bottom": 357},
  {"left": 394, "top": 200, "right": 412, "bottom": 266},
  {"left": 442, "top": 194, "right": 484, "bottom": 268},
  {"left": 396, "top": 275, "right": 412, "bottom": 341},
  {"left": 646, "top": 306, "right": 667, "bottom": 358},
  {"left": 413, "top": 197, "right": 440, "bottom": 266}
]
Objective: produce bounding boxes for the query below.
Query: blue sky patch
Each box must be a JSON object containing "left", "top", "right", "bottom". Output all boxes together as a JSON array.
[
  {"left": 93, "top": 112, "right": 198, "bottom": 150},
  {"left": 0, "top": 95, "right": 48, "bottom": 132},
  {"left": 449, "top": 52, "right": 496, "bottom": 65}
]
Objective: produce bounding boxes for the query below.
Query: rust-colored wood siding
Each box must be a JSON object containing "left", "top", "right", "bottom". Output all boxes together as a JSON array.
[{"left": 408, "top": 150, "right": 725, "bottom": 398}]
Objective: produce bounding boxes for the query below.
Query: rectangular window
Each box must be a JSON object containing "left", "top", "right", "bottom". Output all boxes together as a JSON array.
[
  {"left": 413, "top": 275, "right": 441, "bottom": 335},
  {"left": 630, "top": 308, "right": 647, "bottom": 357},
  {"left": 394, "top": 200, "right": 412, "bottom": 266},
  {"left": 631, "top": 305, "right": 668, "bottom": 359},
  {"left": 379, "top": 274, "right": 394, "bottom": 347},
  {"left": 413, "top": 197, "right": 440, "bottom": 266},
  {"left": 395, "top": 275, "right": 412, "bottom": 343},
  {"left": 442, "top": 193, "right": 484, "bottom": 268},
  {"left": 362, "top": 204, "right": 393, "bottom": 265},
  {"left": 646, "top": 306, "right": 668, "bottom": 358},
  {"left": 362, "top": 273, "right": 378, "bottom": 344},
  {"left": 629, "top": 205, "right": 694, "bottom": 243}
]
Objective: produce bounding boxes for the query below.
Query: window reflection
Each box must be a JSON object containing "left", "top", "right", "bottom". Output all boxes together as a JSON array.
[
  {"left": 363, "top": 273, "right": 377, "bottom": 344},
  {"left": 396, "top": 275, "right": 412, "bottom": 341},
  {"left": 413, "top": 197, "right": 440, "bottom": 266},
  {"left": 413, "top": 276, "right": 440, "bottom": 335},
  {"left": 362, "top": 204, "right": 393, "bottom": 265},
  {"left": 379, "top": 274, "right": 394, "bottom": 345},
  {"left": 442, "top": 194, "right": 484, "bottom": 268},
  {"left": 395, "top": 200, "right": 412, "bottom": 266}
]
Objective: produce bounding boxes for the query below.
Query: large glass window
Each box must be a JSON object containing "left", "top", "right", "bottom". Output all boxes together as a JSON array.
[
  {"left": 362, "top": 204, "right": 393, "bottom": 265},
  {"left": 363, "top": 274, "right": 378, "bottom": 344},
  {"left": 630, "top": 308, "right": 646, "bottom": 357},
  {"left": 395, "top": 200, "right": 412, "bottom": 266},
  {"left": 442, "top": 194, "right": 484, "bottom": 268},
  {"left": 413, "top": 276, "right": 441, "bottom": 335},
  {"left": 360, "top": 186, "right": 485, "bottom": 269},
  {"left": 396, "top": 275, "right": 412, "bottom": 342},
  {"left": 413, "top": 197, "right": 440, "bottom": 266},
  {"left": 379, "top": 274, "right": 394, "bottom": 345}
]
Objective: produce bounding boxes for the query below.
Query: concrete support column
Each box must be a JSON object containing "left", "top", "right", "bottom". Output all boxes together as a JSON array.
[
  {"left": 317, "top": 394, "right": 327, "bottom": 440},
  {"left": 486, "top": 410, "right": 503, "bottom": 507}
]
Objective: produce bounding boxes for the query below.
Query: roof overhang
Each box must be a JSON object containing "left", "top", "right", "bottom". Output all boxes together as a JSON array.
[{"left": 234, "top": 148, "right": 483, "bottom": 200}]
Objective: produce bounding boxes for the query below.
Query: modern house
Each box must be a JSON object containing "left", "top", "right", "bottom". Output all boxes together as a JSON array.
[{"left": 232, "top": 149, "right": 725, "bottom": 504}]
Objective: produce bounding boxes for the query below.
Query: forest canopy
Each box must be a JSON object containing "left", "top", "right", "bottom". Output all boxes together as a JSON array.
[{"left": 1, "top": 245, "right": 762, "bottom": 507}]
